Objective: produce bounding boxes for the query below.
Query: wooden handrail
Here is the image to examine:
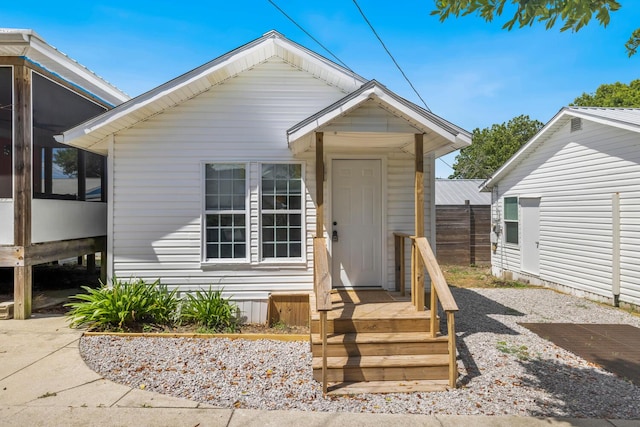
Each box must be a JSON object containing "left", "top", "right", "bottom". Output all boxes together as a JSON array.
[
  {"left": 413, "top": 237, "right": 458, "bottom": 312},
  {"left": 395, "top": 233, "right": 459, "bottom": 387}
]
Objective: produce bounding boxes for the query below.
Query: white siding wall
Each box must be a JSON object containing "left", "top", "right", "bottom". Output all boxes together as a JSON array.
[
  {"left": 492, "top": 119, "right": 640, "bottom": 306},
  {"left": 111, "top": 59, "right": 347, "bottom": 322},
  {"left": 0, "top": 200, "right": 12, "bottom": 244},
  {"left": 32, "top": 199, "right": 106, "bottom": 243}
]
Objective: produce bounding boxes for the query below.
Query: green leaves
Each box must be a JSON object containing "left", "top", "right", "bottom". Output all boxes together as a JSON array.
[
  {"left": 66, "top": 278, "right": 178, "bottom": 330},
  {"left": 431, "top": 0, "right": 635, "bottom": 56},
  {"left": 450, "top": 114, "right": 544, "bottom": 179},
  {"left": 570, "top": 79, "right": 640, "bottom": 107},
  {"left": 180, "top": 287, "right": 239, "bottom": 333},
  {"left": 67, "top": 279, "right": 239, "bottom": 332}
]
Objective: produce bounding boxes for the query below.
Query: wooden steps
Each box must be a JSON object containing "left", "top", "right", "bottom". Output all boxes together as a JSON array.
[{"left": 310, "top": 290, "right": 454, "bottom": 394}]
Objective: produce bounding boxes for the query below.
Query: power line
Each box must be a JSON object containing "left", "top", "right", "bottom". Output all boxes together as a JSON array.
[
  {"left": 267, "top": 0, "right": 354, "bottom": 72},
  {"left": 351, "top": 0, "right": 431, "bottom": 112}
]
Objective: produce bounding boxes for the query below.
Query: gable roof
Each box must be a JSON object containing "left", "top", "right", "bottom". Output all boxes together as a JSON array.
[
  {"left": 436, "top": 179, "right": 490, "bottom": 205},
  {"left": 55, "top": 30, "right": 367, "bottom": 154},
  {"left": 287, "top": 80, "right": 471, "bottom": 156},
  {"left": 481, "top": 107, "right": 640, "bottom": 190},
  {"left": 0, "top": 28, "right": 129, "bottom": 106}
]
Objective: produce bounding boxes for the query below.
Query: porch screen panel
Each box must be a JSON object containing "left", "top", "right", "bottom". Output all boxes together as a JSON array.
[
  {"left": 0, "top": 68, "right": 12, "bottom": 198},
  {"left": 261, "top": 163, "right": 302, "bottom": 259},
  {"left": 32, "top": 73, "right": 106, "bottom": 201},
  {"left": 205, "top": 164, "right": 247, "bottom": 260}
]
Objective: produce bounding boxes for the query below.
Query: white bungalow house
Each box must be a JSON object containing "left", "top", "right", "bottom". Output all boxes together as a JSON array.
[
  {"left": 482, "top": 107, "right": 640, "bottom": 310},
  {"left": 56, "top": 30, "right": 470, "bottom": 321},
  {"left": 0, "top": 29, "right": 129, "bottom": 319},
  {"left": 58, "top": 30, "right": 471, "bottom": 392}
]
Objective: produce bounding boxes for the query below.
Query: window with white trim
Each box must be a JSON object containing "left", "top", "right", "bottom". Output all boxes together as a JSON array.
[
  {"left": 204, "top": 164, "right": 247, "bottom": 260},
  {"left": 504, "top": 197, "right": 518, "bottom": 244},
  {"left": 261, "top": 163, "right": 303, "bottom": 259}
]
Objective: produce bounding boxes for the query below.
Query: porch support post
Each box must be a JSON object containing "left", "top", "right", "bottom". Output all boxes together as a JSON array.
[
  {"left": 414, "top": 134, "right": 425, "bottom": 310},
  {"left": 316, "top": 132, "right": 324, "bottom": 237},
  {"left": 13, "top": 64, "right": 32, "bottom": 319}
]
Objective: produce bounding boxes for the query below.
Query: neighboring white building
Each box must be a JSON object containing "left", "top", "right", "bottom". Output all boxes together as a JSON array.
[
  {"left": 58, "top": 30, "right": 471, "bottom": 323},
  {"left": 482, "top": 107, "right": 640, "bottom": 309}
]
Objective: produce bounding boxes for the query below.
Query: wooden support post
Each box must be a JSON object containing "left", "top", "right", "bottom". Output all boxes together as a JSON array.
[
  {"left": 13, "top": 266, "right": 32, "bottom": 320},
  {"left": 414, "top": 134, "right": 425, "bottom": 311},
  {"left": 13, "top": 64, "right": 32, "bottom": 320},
  {"left": 430, "top": 285, "right": 437, "bottom": 338},
  {"left": 316, "top": 132, "right": 324, "bottom": 238},
  {"left": 448, "top": 311, "right": 457, "bottom": 388},
  {"left": 400, "top": 237, "right": 405, "bottom": 297},
  {"left": 100, "top": 250, "right": 107, "bottom": 284},
  {"left": 320, "top": 310, "right": 328, "bottom": 395},
  {"left": 87, "top": 253, "right": 96, "bottom": 274},
  {"left": 77, "top": 149, "right": 86, "bottom": 201}
]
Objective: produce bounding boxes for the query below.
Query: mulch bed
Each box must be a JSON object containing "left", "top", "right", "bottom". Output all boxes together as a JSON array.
[{"left": 520, "top": 323, "right": 640, "bottom": 385}]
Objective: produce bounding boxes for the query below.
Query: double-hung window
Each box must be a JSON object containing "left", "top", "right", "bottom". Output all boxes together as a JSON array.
[
  {"left": 204, "top": 164, "right": 247, "bottom": 261},
  {"left": 261, "top": 163, "right": 303, "bottom": 260},
  {"left": 504, "top": 197, "right": 519, "bottom": 244},
  {"left": 203, "top": 162, "right": 304, "bottom": 263}
]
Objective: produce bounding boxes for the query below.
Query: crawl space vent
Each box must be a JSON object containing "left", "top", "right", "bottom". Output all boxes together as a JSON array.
[{"left": 570, "top": 117, "right": 582, "bottom": 132}]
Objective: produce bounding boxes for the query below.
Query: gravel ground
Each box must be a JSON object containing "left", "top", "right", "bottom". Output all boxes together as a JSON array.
[{"left": 80, "top": 288, "right": 640, "bottom": 418}]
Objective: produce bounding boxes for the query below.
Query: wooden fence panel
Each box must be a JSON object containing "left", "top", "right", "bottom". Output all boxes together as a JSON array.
[{"left": 436, "top": 204, "right": 490, "bottom": 265}]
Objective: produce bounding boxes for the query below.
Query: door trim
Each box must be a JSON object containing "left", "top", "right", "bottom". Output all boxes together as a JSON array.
[{"left": 326, "top": 154, "right": 388, "bottom": 289}]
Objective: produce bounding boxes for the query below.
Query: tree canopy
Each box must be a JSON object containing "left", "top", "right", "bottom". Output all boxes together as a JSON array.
[
  {"left": 570, "top": 79, "right": 640, "bottom": 107},
  {"left": 432, "top": 0, "right": 638, "bottom": 57},
  {"left": 449, "top": 115, "right": 543, "bottom": 179}
]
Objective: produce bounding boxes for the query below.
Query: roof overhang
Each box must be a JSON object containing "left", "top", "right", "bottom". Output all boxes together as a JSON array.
[
  {"left": 287, "top": 80, "right": 471, "bottom": 157},
  {"left": 0, "top": 28, "right": 129, "bottom": 107},
  {"left": 55, "top": 30, "right": 368, "bottom": 155},
  {"left": 481, "top": 107, "right": 640, "bottom": 191}
]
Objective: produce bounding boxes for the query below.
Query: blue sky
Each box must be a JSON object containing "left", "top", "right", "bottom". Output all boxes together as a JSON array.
[{"left": 3, "top": 1, "right": 638, "bottom": 177}]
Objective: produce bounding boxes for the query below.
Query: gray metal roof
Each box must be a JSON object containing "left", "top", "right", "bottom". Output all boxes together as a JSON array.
[
  {"left": 0, "top": 28, "right": 130, "bottom": 106},
  {"left": 436, "top": 179, "right": 490, "bottom": 205}
]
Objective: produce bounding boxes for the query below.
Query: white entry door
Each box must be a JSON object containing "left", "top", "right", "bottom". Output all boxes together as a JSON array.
[
  {"left": 520, "top": 197, "right": 540, "bottom": 275},
  {"left": 331, "top": 159, "right": 382, "bottom": 288}
]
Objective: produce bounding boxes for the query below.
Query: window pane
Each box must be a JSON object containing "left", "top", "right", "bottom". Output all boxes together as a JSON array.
[
  {"left": 260, "top": 164, "right": 303, "bottom": 259},
  {"left": 505, "top": 222, "right": 518, "bottom": 244},
  {"left": 262, "top": 195, "right": 275, "bottom": 210},
  {"left": 205, "top": 212, "right": 246, "bottom": 260},
  {"left": 504, "top": 197, "right": 518, "bottom": 220}
]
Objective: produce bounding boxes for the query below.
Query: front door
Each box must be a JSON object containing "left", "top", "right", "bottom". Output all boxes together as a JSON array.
[
  {"left": 520, "top": 197, "right": 540, "bottom": 275},
  {"left": 331, "top": 159, "right": 382, "bottom": 287}
]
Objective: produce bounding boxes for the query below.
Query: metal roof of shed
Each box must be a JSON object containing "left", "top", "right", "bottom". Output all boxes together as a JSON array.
[
  {"left": 0, "top": 28, "right": 130, "bottom": 106},
  {"left": 435, "top": 179, "right": 490, "bottom": 205}
]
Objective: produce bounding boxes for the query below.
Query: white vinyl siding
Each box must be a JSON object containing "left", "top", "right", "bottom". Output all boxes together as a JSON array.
[
  {"left": 110, "top": 59, "right": 346, "bottom": 319},
  {"left": 492, "top": 118, "right": 640, "bottom": 306}
]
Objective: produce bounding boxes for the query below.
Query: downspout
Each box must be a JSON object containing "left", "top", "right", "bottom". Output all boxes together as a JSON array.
[{"left": 612, "top": 192, "right": 620, "bottom": 307}]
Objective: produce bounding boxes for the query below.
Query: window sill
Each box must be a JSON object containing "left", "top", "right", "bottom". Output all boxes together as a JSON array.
[{"left": 200, "top": 259, "right": 307, "bottom": 270}]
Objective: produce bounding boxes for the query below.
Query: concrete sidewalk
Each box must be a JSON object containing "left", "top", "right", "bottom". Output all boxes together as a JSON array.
[{"left": 0, "top": 315, "right": 635, "bottom": 427}]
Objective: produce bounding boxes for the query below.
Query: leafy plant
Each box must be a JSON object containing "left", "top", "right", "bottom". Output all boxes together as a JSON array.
[
  {"left": 180, "top": 287, "right": 239, "bottom": 333},
  {"left": 65, "top": 277, "right": 178, "bottom": 330},
  {"left": 496, "top": 340, "right": 530, "bottom": 360}
]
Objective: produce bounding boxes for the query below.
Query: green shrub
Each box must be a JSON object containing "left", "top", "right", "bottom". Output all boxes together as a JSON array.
[
  {"left": 65, "top": 278, "right": 178, "bottom": 330},
  {"left": 180, "top": 287, "right": 239, "bottom": 333}
]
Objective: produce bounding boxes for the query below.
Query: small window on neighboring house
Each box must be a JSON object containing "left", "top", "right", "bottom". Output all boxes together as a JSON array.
[
  {"left": 204, "top": 164, "right": 247, "bottom": 261},
  {"left": 261, "top": 163, "right": 303, "bottom": 259},
  {"left": 504, "top": 197, "right": 518, "bottom": 244}
]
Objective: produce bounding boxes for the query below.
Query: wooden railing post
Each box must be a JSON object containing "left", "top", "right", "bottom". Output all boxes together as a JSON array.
[
  {"left": 313, "top": 237, "right": 332, "bottom": 395},
  {"left": 447, "top": 311, "right": 457, "bottom": 388}
]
